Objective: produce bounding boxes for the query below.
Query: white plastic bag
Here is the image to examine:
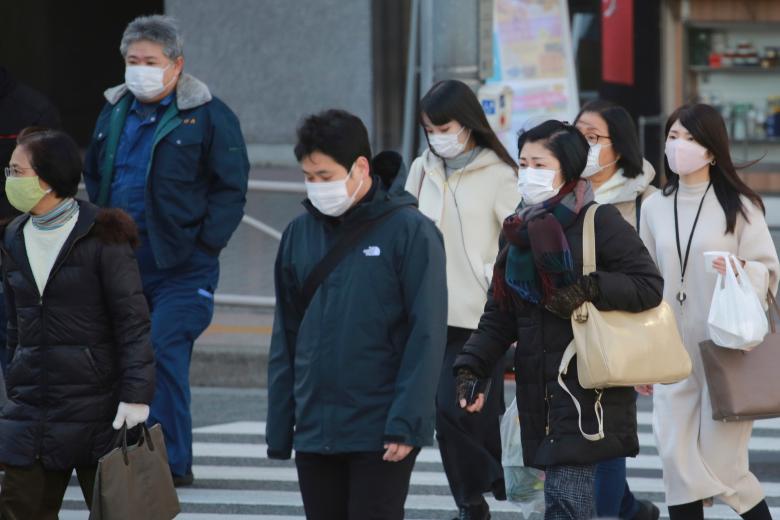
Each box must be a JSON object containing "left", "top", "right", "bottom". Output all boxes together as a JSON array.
[
  {"left": 500, "top": 398, "right": 544, "bottom": 517},
  {"left": 707, "top": 254, "right": 768, "bottom": 350}
]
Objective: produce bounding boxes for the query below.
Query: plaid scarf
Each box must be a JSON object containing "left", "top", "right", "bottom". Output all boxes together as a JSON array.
[{"left": 493, "top": 179, "right": 594, "bottom": 307}]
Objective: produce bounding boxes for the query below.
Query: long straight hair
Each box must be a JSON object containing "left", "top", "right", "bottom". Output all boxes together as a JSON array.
[
  {"left": 420, "top": 80, "right": 518, "bottom": 171},
  {"left": 662, "top": 103, "right": 764, "bottom": 234}
]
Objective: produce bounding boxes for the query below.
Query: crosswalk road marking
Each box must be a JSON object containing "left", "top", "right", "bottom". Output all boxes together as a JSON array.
[{"left": 57, "top": 415, "right": 780, "bottom": 519}]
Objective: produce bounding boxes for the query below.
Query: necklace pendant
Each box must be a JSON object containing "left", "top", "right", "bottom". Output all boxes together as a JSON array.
[{"left": 677, "top": 290, "right": 687, "bottom": 305}]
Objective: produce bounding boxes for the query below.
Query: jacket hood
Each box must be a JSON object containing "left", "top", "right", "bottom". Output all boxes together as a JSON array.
[
  {"left": 104, "top": 73, "right": 212, "bottom": 110},
  {"left": 4, "top": 201, "right": 138, "bottom": 255},
  {"left": 601, "top": 159, "right": 657, "bottom": 204}
]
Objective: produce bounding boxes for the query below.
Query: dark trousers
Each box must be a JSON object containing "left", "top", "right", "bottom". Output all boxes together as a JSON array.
[
  {"left": 594, "top": 457, "right": 639, "bottom": 518},
  {"left": 295, "top": 450, "right": 419, "bottom": 520},
  {"left": 436, "top": 326, "right": 506, "bottom": 507},
  {"left": 0, "top": 461, "right": 95, "bottom": 520},
  {"left": 141, "top": 244, "right": 219, "bottom": 477}
]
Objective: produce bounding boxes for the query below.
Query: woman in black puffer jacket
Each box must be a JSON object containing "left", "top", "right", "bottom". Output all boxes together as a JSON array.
[
  {"left": 454, "top": 121, "right": 663, "bottom": 520},
  {"left": 0, "top": 128, "right": 155, "bottom": 519}
]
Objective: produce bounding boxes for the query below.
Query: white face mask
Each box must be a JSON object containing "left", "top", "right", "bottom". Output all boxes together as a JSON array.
[
  {"left": 581, "top": 143, "right": 618, "bottom": 178},
  {"left": 518, "top": 167, "right": 562, "bottom": 205},
  {"left": 305, "top": 166, "right": 364, "bottom": 217},
  {"left": 125, "top": 64, "right": 175, "bottom": 102},
  {"left": 428, "top": 127, "right": 470, "bottom": 159}
]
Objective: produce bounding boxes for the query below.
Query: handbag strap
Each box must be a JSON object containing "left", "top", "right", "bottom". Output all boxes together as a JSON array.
[
  {"left": 557, "top": 342, "right": 605, "bottom": 441},
  {"left": 582, "top": 204, "right": 599, "bottom": 275},
  {"left": 767, "top": 292, "right": 780, "bottom": 333}
]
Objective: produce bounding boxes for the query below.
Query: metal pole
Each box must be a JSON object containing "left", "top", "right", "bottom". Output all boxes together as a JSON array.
[
  {"left": 419, "top": 0, "right": 434, "bottom": 95},
  {"left": 241, "top": 214, "right": 283, "bottom": 241},
  {"left": 401, "top": 0, "right": 421, "bottom": 167},
  {"left": 214, "top": 294, "right": 276, "bottom": 308},
  {"left": 417, "top": 0, "right": 434, "bottom": 154},
  {"left": 247, "top": 180, "right": 306, "bottom": 193}
]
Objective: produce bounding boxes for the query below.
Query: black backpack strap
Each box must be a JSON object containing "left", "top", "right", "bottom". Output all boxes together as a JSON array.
[
  {"left": 299, "top": 206, "right": 405, "bottom": 313},
  {"left": 635, "top": 193, "right": 643, "bottom": 233}
]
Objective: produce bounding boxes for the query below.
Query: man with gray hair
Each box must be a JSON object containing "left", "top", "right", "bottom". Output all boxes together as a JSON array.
[{"left": 84, "top": 14, "right": 249, "bottom": 486}]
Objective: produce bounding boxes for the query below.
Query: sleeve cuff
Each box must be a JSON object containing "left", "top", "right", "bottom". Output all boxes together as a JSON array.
[{"left": 267, "top": 448, "right": 292, "bottom": 460}]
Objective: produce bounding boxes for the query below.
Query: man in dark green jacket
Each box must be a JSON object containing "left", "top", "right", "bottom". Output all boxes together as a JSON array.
[{"left": 266, "top": 109, "right": 447, "bottom": 519}]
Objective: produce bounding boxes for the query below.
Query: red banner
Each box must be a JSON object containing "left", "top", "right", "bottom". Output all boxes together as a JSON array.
[{"left": 601, "top": 0, "right": 634, "bottom": 85}]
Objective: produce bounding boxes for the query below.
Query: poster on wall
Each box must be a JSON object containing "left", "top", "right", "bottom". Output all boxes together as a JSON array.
[{"left": 487, "top": 0, "right": 580, "bottom": 158}]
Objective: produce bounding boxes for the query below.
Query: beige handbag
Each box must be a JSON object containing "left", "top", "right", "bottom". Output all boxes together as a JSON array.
[
  {"left": 558, "top": 204, "right": 692, "bottom": 440},
  {"left": 699, "top": 292, "right": 780, "bottom": 422}
]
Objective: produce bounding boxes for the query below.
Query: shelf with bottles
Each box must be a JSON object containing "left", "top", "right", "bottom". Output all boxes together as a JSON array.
[
  {"left": 698, "top": 95, "right": 780, "bottom": 144},
  {"left": 689, "top": 34, "right": 779, "bottom": 71},
  {"left": 690, "top": 65, "right": 780, "bottom": 74}
]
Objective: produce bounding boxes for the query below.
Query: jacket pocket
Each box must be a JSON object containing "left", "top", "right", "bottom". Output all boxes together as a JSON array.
[
  {"left": 155, "top": 133, "right": 203, "bottom": 182},
  {"left": 83, "top": 347, "right": 107, "bottom": 386}
]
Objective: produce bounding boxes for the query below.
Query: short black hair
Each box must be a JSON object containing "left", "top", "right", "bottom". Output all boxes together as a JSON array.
[
  {"left": 575, "top": 100, "right": 644, "bottom": 178},
  {"left": 294, "top": 109, "right": 372, "bottom": 172},
  {"left": 517, "top": 120, "right": 588, "bottom": 182},
  {"left": 16, "top": 127, "right": 81, "bottom": 198}
]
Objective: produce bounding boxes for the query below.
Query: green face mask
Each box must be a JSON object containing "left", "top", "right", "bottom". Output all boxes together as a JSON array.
[{"left": 5, "top": 176, "right": 51, "bottom": 213}]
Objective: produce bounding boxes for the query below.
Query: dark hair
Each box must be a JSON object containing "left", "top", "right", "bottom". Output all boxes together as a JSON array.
[
  {"left": 294, "top": 109, "right": 372, "bottom": 172},
  {"left": 517, "top": 120, "right": 589, "bottom": 182},
  {"left": 662, "top": 104, "right": 764, "bottom": 234},
  {"left": 16, "top": 127, "right": 82, "bottom": 198},
  {"left": 575, "top": 99, "right": 644, "bottom": 178},
  {"left": 420, "top": 80, "right": 517, "bottom": 171}
]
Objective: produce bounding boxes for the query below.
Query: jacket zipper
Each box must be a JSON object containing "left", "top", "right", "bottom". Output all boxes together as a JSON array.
[
  {"left": 35, "top": 223, "right": 94, "bottom": 460},
  {"left": 545, "top": 387, "right": 551, "bottom": 435}
]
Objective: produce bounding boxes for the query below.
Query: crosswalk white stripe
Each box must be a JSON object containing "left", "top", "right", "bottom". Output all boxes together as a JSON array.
[
  {"left": 56, "top": 418, "right": 780, "bottom": 519},
  {"left": 195, "top": 417, "right": 780, "bottom": 437},
  {"left": 58, "top": 505, "right": 780, "bottom": 520},
  {"left": 189, "top": 465, "right": 452, "bottom": 486},
  {"left": 63, "top": 487, "right": 520, "bottom": 512}
]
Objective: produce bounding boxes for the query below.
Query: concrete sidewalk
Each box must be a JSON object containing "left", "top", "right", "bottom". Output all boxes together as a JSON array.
[{"left": 192, "top": 308, "right": 273, "bottom": 387}]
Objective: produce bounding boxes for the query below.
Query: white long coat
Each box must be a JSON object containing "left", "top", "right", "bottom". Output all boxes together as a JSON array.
[{"left": 640, "top": 181, "right": 780, "bottom": 513}]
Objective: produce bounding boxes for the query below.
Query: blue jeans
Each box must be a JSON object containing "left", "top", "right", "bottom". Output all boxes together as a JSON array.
[
  {"left": 140, "top": 242, "right": 219, "bottom": 477},
  {"left": 594, "top": 457, "right": 639, "bottom": 519}
]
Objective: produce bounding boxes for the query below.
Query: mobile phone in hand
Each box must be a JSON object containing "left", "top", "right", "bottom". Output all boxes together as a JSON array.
[{"left": 466, "top": 377, "right": 493, "bottom": 405}]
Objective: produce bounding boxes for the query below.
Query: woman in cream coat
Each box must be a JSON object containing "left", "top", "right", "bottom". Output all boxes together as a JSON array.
[
  {"left": 639, "top": 103, "right": 779, "bottom": 520},
  {"left": 405, "top": 80, "right": 518, "bottom": 520}
]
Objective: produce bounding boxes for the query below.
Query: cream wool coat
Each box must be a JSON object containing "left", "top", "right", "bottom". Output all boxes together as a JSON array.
[
  {"left": 405, "top": 148, "right": 519, "bottom": 329},
  {"left": 640, "top": 181, "right": 780, "bottom": 513}
]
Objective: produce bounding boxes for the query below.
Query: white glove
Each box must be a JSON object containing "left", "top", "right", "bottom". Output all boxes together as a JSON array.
[{"left": 112, "top": 402, "right": 150, "bottom": 430}]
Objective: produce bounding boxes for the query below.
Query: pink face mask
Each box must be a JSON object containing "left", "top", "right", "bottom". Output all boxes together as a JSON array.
[{"left": 665, "top": 138, "right": 711, "bottom": 176}]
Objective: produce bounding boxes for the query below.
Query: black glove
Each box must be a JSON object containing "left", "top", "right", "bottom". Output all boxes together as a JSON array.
[
  {"left": 455, "top": 367, "right": 480, "bottom": 405},
  {"left": 545, "top": 275, "right": 600, "bottom": 319}
]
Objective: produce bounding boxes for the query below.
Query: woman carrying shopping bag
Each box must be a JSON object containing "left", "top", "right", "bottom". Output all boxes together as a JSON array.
[
  {"left": 0, "top": 128, "right": 155, "bottom": 519},
  {"left": 404, "top": 79, "right": 519, "bottom": 520},
  {"left": 454, "top": 120, "right": 664, "bottom": 519},
  {"left": 638, "top": 103, "right": 779, "bottom": 520},
  {"left": 574, "top": 100, "right": 660, "bottom": 520}
]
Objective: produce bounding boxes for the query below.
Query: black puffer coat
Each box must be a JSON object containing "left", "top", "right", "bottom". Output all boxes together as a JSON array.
[
  {"left": 454, "top": 203, "right": 663, "bottom": 470},
  {"left": 0, "top": 201, "right": 155, "bottom": 470}
]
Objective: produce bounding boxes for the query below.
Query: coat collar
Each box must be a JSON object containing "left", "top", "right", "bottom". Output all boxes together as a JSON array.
[
  {"left": 103, "top": 73, "right": 212, "bottom": 111},
  {"left": 3, "top": 200, "right": 100, "bottom": 296}
]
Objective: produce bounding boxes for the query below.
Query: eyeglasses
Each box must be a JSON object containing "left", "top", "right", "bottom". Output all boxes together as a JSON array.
[
  {"left": 583, "top": 133, "right": 611, "bottom": 146},
  {"left": 4, "top": 166, "right": 34, "bottom": 178}
]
